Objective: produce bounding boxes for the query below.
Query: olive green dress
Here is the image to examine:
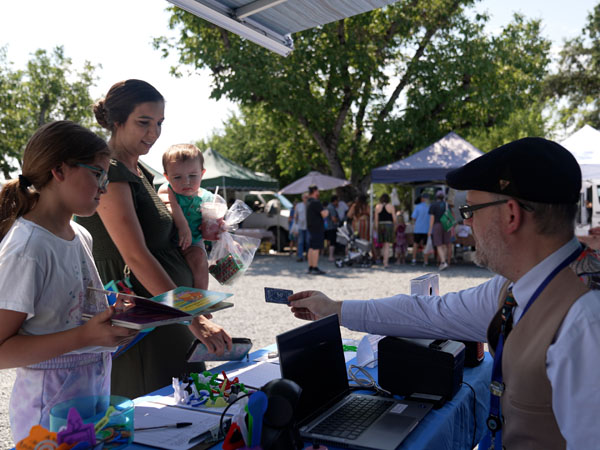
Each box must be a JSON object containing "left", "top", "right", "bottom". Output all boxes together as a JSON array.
[{"left": 76, "top": 160, "right": 204, "bottom": 399}]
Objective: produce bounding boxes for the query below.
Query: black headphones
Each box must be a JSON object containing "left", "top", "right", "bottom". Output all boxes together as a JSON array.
[{"left": 260, "top": 378, "right": 304, "bottom": 450}]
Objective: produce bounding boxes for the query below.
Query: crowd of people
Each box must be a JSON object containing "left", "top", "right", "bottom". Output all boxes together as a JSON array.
[
  {"left": 288, "top": 186, "right": 467, "bottom": 272},
  {"left": 1, "top": 77, "right": 599, "bottom": 450}
]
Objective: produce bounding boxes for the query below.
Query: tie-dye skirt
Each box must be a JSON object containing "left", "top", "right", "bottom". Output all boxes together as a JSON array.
[{"left": 9, "top": 352, "right": 111, "bottom": 443}]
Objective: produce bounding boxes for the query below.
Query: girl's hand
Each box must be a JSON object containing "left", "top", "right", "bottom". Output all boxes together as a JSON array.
[
  {"left": 179, "top": 226, "right": 193, "bottom": 250},
  {"left": 81, "top": 307, "right": 138, "bottom": 347},
  {"left": 189, "top": 316, "right": 232, "bottom": 355}
]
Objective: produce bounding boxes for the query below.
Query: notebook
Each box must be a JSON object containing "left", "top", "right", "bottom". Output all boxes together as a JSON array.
[{"left": 276, "top": 314, "right": 432, "bottom": 450}]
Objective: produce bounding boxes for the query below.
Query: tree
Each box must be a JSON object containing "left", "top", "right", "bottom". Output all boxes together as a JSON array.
[
  {"left": 198, "top": 105, "right": 342, "bottom": 187},
  {"left": 0, "top": 46, "right": 100, "bottom": 177},
  {"left": 545, "top": 3, "right": 600, "bottom": 131},
  {"left": 157, "top": 1, "right": 550, "bottom": 190}
]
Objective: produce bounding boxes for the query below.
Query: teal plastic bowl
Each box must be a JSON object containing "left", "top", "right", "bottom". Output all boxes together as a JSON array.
[{"left": 49, "top": 395, "right": 133, "bottom": 448}]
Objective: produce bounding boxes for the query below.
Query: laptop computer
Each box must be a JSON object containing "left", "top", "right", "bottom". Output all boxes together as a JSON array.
[{"left": 276, "top": 314, "right": 433, "bottom": 450}]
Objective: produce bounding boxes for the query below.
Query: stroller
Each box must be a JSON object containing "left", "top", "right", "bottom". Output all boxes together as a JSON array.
[{"left": 335, "top": 222, "right": 373, "bottom": 268}]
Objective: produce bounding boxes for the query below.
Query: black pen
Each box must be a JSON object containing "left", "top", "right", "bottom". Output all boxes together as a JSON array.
[{"left": 135, "top": 422, "right": 193, "bottom": 431}]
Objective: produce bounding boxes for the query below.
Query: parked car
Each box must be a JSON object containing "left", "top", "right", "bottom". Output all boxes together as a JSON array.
[{"left": 234, "top": 191, "right": 293, "bottom": 251}]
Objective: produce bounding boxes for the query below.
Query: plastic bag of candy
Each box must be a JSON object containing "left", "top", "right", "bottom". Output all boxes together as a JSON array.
[{"left": 207, "top": 199, "right": 261, "bottom": 285}]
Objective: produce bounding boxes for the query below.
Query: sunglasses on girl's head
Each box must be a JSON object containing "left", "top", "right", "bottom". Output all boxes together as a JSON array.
[{"left": 77, "top": 163, "right": 109, "bottom": 190}]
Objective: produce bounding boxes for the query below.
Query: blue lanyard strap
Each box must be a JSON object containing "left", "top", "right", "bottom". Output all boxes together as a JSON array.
[{"left": 486, "top": 245, "right": 583, "bottom": 437}]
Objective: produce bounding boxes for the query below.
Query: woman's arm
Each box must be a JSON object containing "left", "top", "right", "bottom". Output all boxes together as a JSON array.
[
  {"left": 98, "top": 181, "right": 231, "bottom": 353},
  {"left": 374, "top": 204, "right": 381, "bottom": 229},
  {"left": 97, "top": 181, "right": 177, "bottom": 296},
  {"left": 347, "top": 204, "right": 355, "bottom": 219},
  {"left": 0, "top": 308, "right": 136, "bottom": 369}
]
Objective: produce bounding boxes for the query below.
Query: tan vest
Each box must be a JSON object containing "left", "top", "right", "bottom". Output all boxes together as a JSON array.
[{"left": 487, "top": 267, "right": 588, "bottom": 449}]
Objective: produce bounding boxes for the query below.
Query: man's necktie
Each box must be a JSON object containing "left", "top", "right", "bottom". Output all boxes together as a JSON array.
[{"left": 500, "top": 288, "right": 517, "bottom": 339}]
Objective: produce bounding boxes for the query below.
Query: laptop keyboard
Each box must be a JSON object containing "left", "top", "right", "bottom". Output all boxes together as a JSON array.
[{"left": 310, "top": 396, "right": 394, "bottom": 440}]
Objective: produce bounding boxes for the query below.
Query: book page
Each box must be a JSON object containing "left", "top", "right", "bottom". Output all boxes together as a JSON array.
[{"left": 133, "top": 401, "right": 222, "bottom": 449}]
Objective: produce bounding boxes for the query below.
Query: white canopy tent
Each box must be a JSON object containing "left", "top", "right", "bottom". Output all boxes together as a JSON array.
[
  {"left": 165, "top": 0, "right": 398, "bottom": 56},
  {"left": 560, "top": 124, "right": 600, "bottom": 179}
]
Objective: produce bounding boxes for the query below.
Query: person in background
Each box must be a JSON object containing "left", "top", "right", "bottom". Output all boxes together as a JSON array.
[
  {"left": 335, "top": 195, "right": 349, "bottom": 225},
  {"left": 347, "top": 194, "right": 370, "bottom": 241},
  {"left": 374, "top": 193, "right": 397, "bottom": 268},
  {"left": 411, "top": 193, "right": 431, "bottom": 266},
  {"left": 306, "top": 185, "right": 328, "bottom": 274},
  {"left": 287, "top": 137, "right": 600, "bottom": 450},
  {"left": 395, "top": 212, "right": 408, "bottom": 264},
  {"left": 288, "top": 199, "right": 298, "bottom": 255},
  {"left": 0, "top": 121, "right": 137, "bottom": 442},
  {"left": 158, "top": 144, "right": 214, "bottom": 289},
  {"left": 76, "top": 79, "right": 231, "bottom": 399},
  {"left": 294, "top": 193, "right": 309, "bottom": 262},
  {"left": 428, "top": 190, "right": 452, "bottom": 271},
  {"left": 326, "top": 196, "right": 341, "bottom": 262}
]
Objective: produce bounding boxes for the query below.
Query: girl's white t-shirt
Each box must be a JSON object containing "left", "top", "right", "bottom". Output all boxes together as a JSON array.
[{"left": 0, "top": 217, "right": 113, "bottom": 353}]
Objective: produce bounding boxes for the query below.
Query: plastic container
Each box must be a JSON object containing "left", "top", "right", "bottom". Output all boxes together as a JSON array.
[{"left": 49, "top": 395, "right": 134, "bottom": 448}]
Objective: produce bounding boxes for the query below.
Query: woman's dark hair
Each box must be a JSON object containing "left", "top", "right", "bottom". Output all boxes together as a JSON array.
[
  {"left": 379, "top": 193, "right": 390, "bottom": 203},
  {"left": 93, "top": 79, "right": 164, "bottom": 133},
  {"left": 0, "top": 121, "right": 108, "bottom": 240}
]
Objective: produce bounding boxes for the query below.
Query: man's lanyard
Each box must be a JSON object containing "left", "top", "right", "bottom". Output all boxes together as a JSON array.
[{"left": 484, "top": 245, "right": 583, "bottom": 449}]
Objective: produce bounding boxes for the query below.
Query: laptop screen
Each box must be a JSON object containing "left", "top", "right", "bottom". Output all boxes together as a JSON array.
[{"left": 276, "top": 314, "right": 350, "bottom": 423}]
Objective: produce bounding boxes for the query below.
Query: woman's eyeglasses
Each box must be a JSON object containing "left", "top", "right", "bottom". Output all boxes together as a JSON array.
[{"left": 77, "top": 163, "right": 109, "bottom": 190}]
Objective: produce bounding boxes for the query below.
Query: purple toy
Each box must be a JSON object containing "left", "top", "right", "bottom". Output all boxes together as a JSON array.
[{"left": 56, "top": 407, "right": 96, "bottom": 445}]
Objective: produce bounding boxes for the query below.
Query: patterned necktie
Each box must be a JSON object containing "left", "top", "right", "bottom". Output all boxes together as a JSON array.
[{"left": 500, "top": 288, "right": 517, "bottom": 339}]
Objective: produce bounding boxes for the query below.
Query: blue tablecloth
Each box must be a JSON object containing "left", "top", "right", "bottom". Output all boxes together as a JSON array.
[{"left": 128, "top": 346, "right": 492, "bottom": 450}]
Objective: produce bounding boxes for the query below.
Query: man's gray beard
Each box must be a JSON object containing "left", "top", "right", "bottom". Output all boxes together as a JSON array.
[{"left": 472, "top": 219, "right": 506, "bottom": 273}]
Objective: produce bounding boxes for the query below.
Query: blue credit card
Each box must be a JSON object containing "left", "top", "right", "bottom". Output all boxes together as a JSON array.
[{"left": 264, "top": 287, "right": 293, "bottom": 304}]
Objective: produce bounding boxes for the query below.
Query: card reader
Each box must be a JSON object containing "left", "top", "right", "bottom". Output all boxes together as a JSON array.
[{"left": 378, "top": 337, "right": 465, "bottom": 401}]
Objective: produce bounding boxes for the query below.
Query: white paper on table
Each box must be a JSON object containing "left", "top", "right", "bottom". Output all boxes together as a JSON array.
[
  {"left": 133, "top": 401, "right": 222, "bottom": 449},
  {"left": 226, "top": 361, "right": 281, "bottom": 388},
  {"left": 137, "top": 394, "right": 242, "bottom": 416}
]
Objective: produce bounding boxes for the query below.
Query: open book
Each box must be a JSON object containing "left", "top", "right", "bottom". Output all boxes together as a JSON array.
[{"left": 84, "top": 286, "right": 233, "bottom": 330}]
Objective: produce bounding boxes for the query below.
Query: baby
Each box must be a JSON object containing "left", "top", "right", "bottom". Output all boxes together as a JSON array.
[{"left": 159, "top": 144, "right": 215, "bottom": 289}]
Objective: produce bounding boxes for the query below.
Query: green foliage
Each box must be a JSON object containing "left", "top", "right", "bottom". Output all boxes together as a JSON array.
[
  {"left": 197, "top": 105, "right": 332, "bottom": 187},
  {"left": 157, "top": 1, "right": 550, "bottom": 192},
  {"left": 0, "top": 46, "right": 100, "bottom": 177},
  {"left": 466, "top": 102, "right": 549, "bottom": 152},
  {"left": 545, "top": 3, "right": 600, "bottom": 130}
]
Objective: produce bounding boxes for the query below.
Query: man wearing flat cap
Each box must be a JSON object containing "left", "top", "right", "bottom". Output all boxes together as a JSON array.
[{"left": 287, "top": 137, "right": 600, "bottom": 449}]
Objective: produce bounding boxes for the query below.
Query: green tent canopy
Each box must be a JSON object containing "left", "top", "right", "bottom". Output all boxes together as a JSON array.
[{"left": 201, "top": 148, "right": 279, "bottom": 191}]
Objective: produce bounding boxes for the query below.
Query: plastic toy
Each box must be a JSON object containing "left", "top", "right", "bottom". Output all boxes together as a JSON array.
[{"left": 57, "top": 408, "right": 95, "bottom": 446}]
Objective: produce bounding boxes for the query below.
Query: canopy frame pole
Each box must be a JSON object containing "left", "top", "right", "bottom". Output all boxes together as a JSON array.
[{"left": 370, "top": 184, "right": 374, "bottom": 251}]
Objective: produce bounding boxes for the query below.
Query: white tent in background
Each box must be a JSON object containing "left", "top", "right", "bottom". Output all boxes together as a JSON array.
[{"left": 560, "top": 125, "right": 600, "bottom": 179}]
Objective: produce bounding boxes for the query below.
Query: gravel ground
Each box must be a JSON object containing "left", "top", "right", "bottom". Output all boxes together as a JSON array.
[{"left": 0, "top": 254, "right": 493, "bottom": 448}]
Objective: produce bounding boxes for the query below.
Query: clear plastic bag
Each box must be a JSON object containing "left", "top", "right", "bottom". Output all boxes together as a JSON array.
[
  {"left": 207, "top": 198, "right": 261, "bottom": 285},
  {"left": 424, "top": 235, "right": 434, "bottom": 255}
]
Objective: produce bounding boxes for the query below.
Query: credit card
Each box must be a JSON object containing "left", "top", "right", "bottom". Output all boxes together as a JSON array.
[{"left": 264, "top": 287, "right": 293, "bottom": 304}]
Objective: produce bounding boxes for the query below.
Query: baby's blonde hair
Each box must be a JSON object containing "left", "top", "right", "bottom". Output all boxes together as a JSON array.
[{"left": 162, "top": 144, "right": 204, "bottom": 174}]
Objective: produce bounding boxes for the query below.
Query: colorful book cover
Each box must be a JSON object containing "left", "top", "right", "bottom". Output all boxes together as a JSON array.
[{"left": 84, "top": 287, "right": 233, "bottom": 330}]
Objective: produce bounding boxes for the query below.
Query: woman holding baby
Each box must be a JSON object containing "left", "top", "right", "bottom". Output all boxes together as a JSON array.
[{"left": 77, "top": 79, "right": 232, "bottom": 398}]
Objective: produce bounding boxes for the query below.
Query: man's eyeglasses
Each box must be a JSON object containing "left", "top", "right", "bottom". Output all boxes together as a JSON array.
[
  {"left": 77, "top": 163, "right": 109, "bottom": 190},
  {"left": 459, "top": 199, "right": 533, "bottom": 220}
]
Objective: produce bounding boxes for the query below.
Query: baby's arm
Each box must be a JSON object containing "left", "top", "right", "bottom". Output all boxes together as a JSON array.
[
  {"left": 158, "top": 183, "right": 193, "bottom": 250},
  {"left": 0, "top": 307, "right": 137, "bottom": 369}
]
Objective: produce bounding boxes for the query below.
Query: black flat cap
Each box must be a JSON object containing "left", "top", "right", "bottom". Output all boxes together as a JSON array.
[{"left": 446, "top": 137, "right": 581, "bottom": 204}]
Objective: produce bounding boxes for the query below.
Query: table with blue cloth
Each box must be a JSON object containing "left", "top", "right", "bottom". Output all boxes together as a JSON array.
[{"left": 128, "top": 346, "right": 492, "bottom": 450}]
